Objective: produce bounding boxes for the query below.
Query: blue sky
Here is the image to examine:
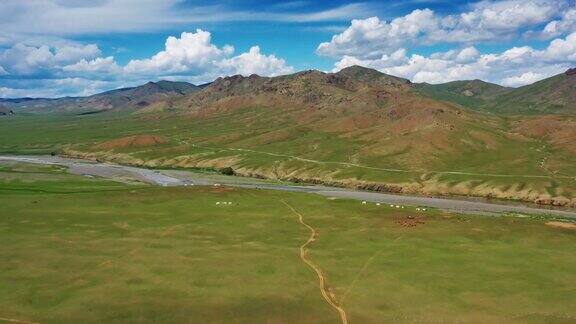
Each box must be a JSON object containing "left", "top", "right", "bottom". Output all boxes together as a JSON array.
[{"left": 0, "top": 0, "right": 575, "bottom": 98}]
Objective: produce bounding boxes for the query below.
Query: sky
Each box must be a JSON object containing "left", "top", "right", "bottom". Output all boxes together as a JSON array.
[{"left": 0, "top": 0, "right": 575, "bottom": 98}]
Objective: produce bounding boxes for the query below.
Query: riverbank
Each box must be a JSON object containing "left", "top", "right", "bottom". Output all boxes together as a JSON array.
[{"left": 1, "top": 155, "right": 575, "bottom": 218}]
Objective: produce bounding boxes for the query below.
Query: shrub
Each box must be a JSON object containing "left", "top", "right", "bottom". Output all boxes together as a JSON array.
[{"left": 220, "top": 167, "right": 235, "bottom": 176}]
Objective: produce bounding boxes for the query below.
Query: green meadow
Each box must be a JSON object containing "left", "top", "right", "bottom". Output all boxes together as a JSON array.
[{"left": 1, "top": 162, "right": 575, "bottom": 323}]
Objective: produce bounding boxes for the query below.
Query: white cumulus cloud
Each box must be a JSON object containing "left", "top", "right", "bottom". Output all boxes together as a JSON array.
[
  {"left": 217, "top": 46, "right": 293, "bottom": 77},
  {"left": 317, "top": 0, "right": 569, "bottom": 59},
  {"left": 63, "top": 56, "right": 121, "bottom": 74},
  {"left": 125, "top": 30, "right": 234, "bottom": 75},
  {"left": 541, "top": 8, "right": 576, "bottom": 38},
  {"left": 0, "top": 29, "right": 294, "bottom": 97},
  {"left": 501, "top": 71, "right": 546, "bottom": 86},
  {"left": 332, "top": 32, "right": 576, "bottom": 86},
  {"left": 0, "top": 78, "right": 125, "bottom": 98},
  {"left": 317, "top": 12, "right": 437, "bottom": 59},
  {"left": 0, "top": 42, "right": 100, "bottom": 75},
  {"left": 124, "top": 30, "right": 293, "bottom": 82}
]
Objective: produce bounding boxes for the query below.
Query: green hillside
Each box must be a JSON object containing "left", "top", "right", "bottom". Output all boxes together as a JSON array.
[
  {"left": 490, "top": 72, "right": 576, "bottom": 114},
  {"left": 418, "top": 70, "right": 576, "bottom": 114},
  {"left": 415, "top": 80, "right": 511, "bottom": 110}
]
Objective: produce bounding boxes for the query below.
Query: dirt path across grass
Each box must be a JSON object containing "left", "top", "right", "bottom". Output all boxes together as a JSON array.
[
  {"left": 0, "top": 317, "right": 39, "bottom": 324},
  {"left": 339, "top": 236, "right": 403, "bottom": 305},
  {"left": 190, "top": 144, "right": 576, "bottom": 180},
  {"left": 281, "top": 200, "right": 348, "bottom": 324}
]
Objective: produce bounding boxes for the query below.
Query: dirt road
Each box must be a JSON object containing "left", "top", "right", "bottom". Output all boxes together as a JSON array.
[{"left": 281, "top": 200, "right": 348, "bottom": 324}]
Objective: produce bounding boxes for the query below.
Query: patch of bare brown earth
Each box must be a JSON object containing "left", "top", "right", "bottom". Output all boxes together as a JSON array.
[
  {"left": 545, "top": 221, "right": 576, "bottom": 230},
  {"left": 95, "top": 135, "right": 167, "bottom": 150},
  {"left": 514, "top": 116, "right": 576, "bottom": 153},
  {"left": 394, "top": 215, "right": 426, "bottom": 227}
]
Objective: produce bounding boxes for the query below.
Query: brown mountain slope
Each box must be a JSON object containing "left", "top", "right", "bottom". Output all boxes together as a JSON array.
[
  {"left": 134, "top": 66, "right": 520, "bottom": 173},
  {"left": 514, "top": 116, "right": 576, "bottom": 154},
  {"left": 179, "top": 66, "right": 412, "bottom": 113},
  {"left": 161, "top": 66, "right": 501, "bottom": 170},
  {"left": 2, "top": 80, "right": 199, "bottom": 114}
]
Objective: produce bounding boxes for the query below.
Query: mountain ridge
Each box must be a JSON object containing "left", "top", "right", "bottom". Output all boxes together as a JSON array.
[
  {"left": 0, "top": 80, "right": 199, "bottom": 114},
  {"left": 1, "top": 66, "right": 575, "bottom": 115},
  {"left": 175, "top": 65, "right": 414, "bottom": 115}
]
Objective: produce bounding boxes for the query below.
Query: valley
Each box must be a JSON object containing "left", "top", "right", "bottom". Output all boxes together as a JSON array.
[
  {"left": 1, "top": 66, "right": 575, "bottom": 208},
  {"left": 3, "top": 2, "right": 576, "bottom": 323}
]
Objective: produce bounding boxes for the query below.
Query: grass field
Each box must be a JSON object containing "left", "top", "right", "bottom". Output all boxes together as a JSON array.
[{"left": 1, "top": 162, "right": 575, "bottom": 323}]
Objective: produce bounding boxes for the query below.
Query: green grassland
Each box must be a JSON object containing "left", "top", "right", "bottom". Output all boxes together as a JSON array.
[
  {"left": 415, "top": 74, "right": 576, "bottom": 115},
  {"left": 414, "top": 85, "right": 495, "bottom": 111},
  {"left": 0, "top": 110, "right": 575, "bottom": 205},
  {"left": 1, "top": 162, "right": 575, "bottom": 323}
]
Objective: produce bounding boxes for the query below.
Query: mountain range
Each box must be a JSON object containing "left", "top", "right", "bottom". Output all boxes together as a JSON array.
[
  {"left": 1, "top": 66, "right": 575, "bottom": 115},
  {"left": 0, "top": 80, "right": 199, "bottom": 114}
]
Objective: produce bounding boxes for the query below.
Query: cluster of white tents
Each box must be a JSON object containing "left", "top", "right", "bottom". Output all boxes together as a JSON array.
[
  {"left": 215, "top": 201, "right": 233, "bottom": 205},
  {"left": 361, "top": 201, "right": 427, "bottom": 211}
]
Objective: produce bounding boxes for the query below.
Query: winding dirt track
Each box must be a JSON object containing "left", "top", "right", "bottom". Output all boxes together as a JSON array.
[
  {"left": 281, "top": 200, "right": 348, "bottom": 324},
  {"left": 339, "top": 236, "right": 402, "bottom": 305},
  {"left": 192, "top": 144, "right": 576, "bottom": 180},
  {"left": 0, "top": 317, "right": 39, "bottom": 324}
]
